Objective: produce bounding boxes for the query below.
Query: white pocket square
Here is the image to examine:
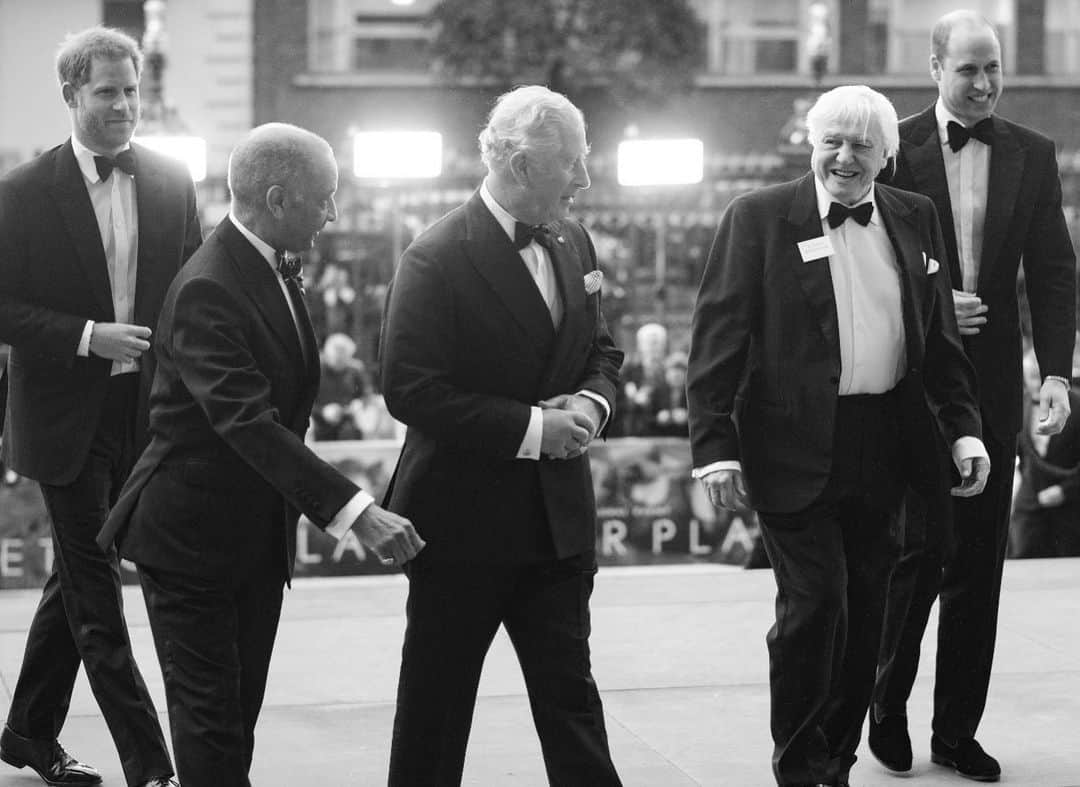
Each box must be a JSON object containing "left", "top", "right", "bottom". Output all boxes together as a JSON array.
[
  {"left": 927, "top": 257, "right": 940, "bottom": 275},
  {"left": 583, "top": 270, "right": 604, "bottom": 295}
]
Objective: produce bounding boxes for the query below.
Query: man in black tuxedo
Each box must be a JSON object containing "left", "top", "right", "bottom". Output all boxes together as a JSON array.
[
  {"left": 687, "top": 85, "right": 988, "bottom": 787},
  {"left": 871, "top": 11, "right": 1076, "bottom": 782},
  {"left": 381, "top": 85, "right": 624, "bottom": 786},
  {"left": 97, "top": 123, "right": 424, "bottom": 787},
  {"left": 0, "top": 27, "right": 201, "bottom": 787}
]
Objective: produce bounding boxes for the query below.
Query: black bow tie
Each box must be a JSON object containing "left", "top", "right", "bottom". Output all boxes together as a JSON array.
[
  {"left": 513, "top": 222, "right": 552, "bottom": 250},
  {"left": 94, "top": 149, "right": 136, "bottom": 181},
  {"left": 276, "top": 250, "right": 303, "bottom": 285},
  {"left": 946, "top": 119, "right": 994, "bottom": 152},
  {"left": 827, "top": 201, "right": 874, "bottom": 229}
]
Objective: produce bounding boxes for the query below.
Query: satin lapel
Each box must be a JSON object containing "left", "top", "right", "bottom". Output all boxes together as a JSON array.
[
  {"left": 785, "top": 174, "right": 839, "bottom": 352},
  {"left": 132, "top": 146, "right": 169, "bottom": 325},
  {"left": 876, "top": 187, "right": 924, "bottom": 365},
  {"left": 901, "top": 112, "right": 961, "bottom": 285},
  {"left": 979, "top": 117, "right": 1025, "bottom": 292},
  {"left": 461, "top": 193, "right": 555, "bottom": 352},
  {"left": 541, "top": 223, "right": 587, "bottom": 388},
  {"left": 219, "top": 220, "right": 306, "bottom": 371},
  {"left": 49, "top": 140, "right": 114, "bottom": 318},
  {"left": 288, "top": 278, "right": 321, "bottom": 432}
]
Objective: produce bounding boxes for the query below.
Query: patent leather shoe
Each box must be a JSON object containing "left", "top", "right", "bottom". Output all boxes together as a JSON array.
[{"left": 0, "top": 725, "right": 101, "bottom": 785}]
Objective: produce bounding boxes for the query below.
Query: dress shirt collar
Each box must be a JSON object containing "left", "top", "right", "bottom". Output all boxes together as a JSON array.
[
  {"left": 71, "top": 134, "right": 132, "bottom": 185},
  {"left": 935, "top": 97, "right": 991, "bottom": 147},
  {"left": 228, "top": 212, "right": 279, "bottom": 272},
  {"left": 479, "top": 179, "right": 524, "bottom": 242},
  {"left": 814, "top": 176, "right": 880, "bottom": 226}
]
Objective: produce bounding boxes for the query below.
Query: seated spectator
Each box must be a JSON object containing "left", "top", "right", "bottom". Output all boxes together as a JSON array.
[
  {"left": 312, "top": 333, "right": 372, "bottom": 441},
  {"left": 1010, "top": 350, "right": 1080, "bottom": 558},
  {"left": 617, "top": 322, "right": 669, "bottom": 435},
  {"left": 648, "top": 351, "right": 690, "bottom": 437}
]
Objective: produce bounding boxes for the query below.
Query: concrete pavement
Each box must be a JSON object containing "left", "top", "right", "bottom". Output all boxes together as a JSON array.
[{"left": 1, "top": 560, "right": 1078, "bottom": 786}]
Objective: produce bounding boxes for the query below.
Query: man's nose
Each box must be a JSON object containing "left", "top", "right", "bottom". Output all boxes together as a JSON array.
[
  {"left": 327, "top": 196, "right": 338, "bottom": 223},
  {"left": 836, "top": 141, "right": 855, "bottom": 162},
  {"left": 973, "top": 70, "right": 990, "bottom": 91},
  {"left": 574, "top": 158, "right": 590, "bottom": 190}
]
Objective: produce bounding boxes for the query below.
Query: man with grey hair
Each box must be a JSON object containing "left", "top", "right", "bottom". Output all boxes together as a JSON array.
[
  {"left": 381, "top": 85, "right": 623, "bottom": 785},
  {"left": 687, "top": 84, "right": 987, "bottom": 786},
  {"left": 98, "top": 122, "right": 424, "bottom": 786},
  {"left": 872, "top": 10, "right": 1075, "bottom": 781},
  {"left": 0, "top": 26, "right": 201, "bottom": 787}
]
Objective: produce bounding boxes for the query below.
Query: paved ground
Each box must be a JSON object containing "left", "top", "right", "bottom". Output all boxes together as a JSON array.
[{"left": 1, "top": 560, "right": 1078, "bottom": 786}]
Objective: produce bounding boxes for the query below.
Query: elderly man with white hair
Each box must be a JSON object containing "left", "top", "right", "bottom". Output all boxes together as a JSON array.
[
  {"left": 380, "top": 85, "right": 624, "bottom": 785},
  {"left": 687, "top": 85, "right": 988, "bottom": 787}
]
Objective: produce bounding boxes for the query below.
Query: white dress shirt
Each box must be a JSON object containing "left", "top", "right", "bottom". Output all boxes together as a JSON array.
[
  {"left": 229, "top": 214, "right": 373, "bottom": 540},
  {"left": 478, "top": 181, "right": 611, "bottom": 459},
  {"left": 72, "top": 135, "right": 140, "bottom": 376},
  {"left": 936, "top": 98, "right": 990, "bottom": 293}
]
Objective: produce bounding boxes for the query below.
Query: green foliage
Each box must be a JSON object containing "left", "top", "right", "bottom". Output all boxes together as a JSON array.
[{"left": 428, "top": 0, "right": 705, "bottom": 107}]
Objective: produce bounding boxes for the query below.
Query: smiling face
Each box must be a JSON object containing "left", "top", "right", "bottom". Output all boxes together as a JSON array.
[
  {"left": 280, "top": 146, "right": 339, "bottom": 253},
  {"left": 932, "top": 23, "right": 1002, "bottom": 126},
  {"left": 64, "top": 55, "right": 139, "bottom": 155},
  {"left": 810, "top": 117, "right": 888, "bottom": 206}
]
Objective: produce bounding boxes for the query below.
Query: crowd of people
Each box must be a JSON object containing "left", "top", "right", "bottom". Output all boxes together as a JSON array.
[{"left": 0, "top": 10, "right": 1078, "bottom": 787}]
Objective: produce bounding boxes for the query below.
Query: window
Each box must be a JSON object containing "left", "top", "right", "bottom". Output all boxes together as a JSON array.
[
  {"left": 881, "top": 0, "right": 1013, "bottom": 74},
  {"left": 1047, "top": 0, "right": 1080, "bottom": 74},
  {"left": 694, "top": 0, "right": 806, "bottom": 76},
  {"left": 309, "top": 0, "right": 435, "bottom": 74}
]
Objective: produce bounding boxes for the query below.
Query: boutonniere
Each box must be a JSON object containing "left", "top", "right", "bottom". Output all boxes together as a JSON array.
[
  {"left": 276, "top": 252, "right": 306, "bottom": 293},
  {"left": 583, "top": 269, "right": 604, "bottom": 296}
]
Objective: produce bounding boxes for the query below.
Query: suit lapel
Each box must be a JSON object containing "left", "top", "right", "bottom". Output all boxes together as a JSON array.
[
  {"left": 876, "top": 186, "right": 927, "bottom": 367},
  {"left": 219, "top": 219, "right": 307, "bottom": 373},
  {"left": 541, "top": 222, "right": 587, "bottom": 391},
  {"left": 132, "top": 144, "right": 170, "bottom": 325},
  {"left": 979, "top": 117, "right": 1025, "bottom": 292},
  {"left": 900, "top": 108, "right": 960, "bottom": 285},
  {"left": 49, "top": 140, "right": 114, "bottom": 319},
  {"left": 461, "top": 193, "right": 555, "bottom": 354},
  {"left": 785, "top": 174, "right": 840, "bottom": 353}
]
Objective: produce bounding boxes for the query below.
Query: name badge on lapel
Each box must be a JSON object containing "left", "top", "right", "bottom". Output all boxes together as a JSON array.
[{"left": 797, "top": 236, "right": 835, "bottom": 263}]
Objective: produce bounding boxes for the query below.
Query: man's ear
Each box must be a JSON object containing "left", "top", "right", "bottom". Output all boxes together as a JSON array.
[
  {"left": 61, "top": 83, "right": 77, "bottom": 108},
  {"left": 266, "top": 184, "right": 287, "bottom": 218},
  {"left": 929, "top": 54, "right": 942, "bottom": 81},
  {"left": 508, "top": 151, "right": 530, "bottom": 187}
]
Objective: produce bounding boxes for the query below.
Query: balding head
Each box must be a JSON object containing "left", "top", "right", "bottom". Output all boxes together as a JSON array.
[
  {"left": 228, "top": 123, "right": 338, "bottom": 253},
  {"left": 931, "top": 10, "right": 998, "bottom": 62}
]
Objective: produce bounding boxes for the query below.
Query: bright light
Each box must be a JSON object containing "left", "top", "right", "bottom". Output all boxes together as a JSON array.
[
  {"left": 134, "top": 135, "right": 208, "bottom": 182},
  {"left": 617, "top": 138, "right": 704, "bottom": 186},
  {"left": 353, "top": 131, "right": 442, "bottom": 179},
  {"left": 390, "top": 0, "right": 416, "bottom": 5}
]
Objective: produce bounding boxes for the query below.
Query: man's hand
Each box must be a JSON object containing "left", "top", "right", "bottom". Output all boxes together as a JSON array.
[
  {"left": 951, "top": 455, "right": 990, "bottom": 497},
  {"left": 701, "top": 468, "right": 749, "bottom": 511},
  {"left": 89, "top": 322, "right": 152, "bottom": 362},
  {"left": 539, "top": 407, "right": 594, "bottom": 460},
  {"left": 1035, "top": 377, "right": 1071, "bottom": 435},
  {"left": 1037, "top": 484, "right": 1066, "bottom": 508},
  {"left": 539, "top": 394, "right": 603, "bottom": 457},
  {"left": 352, "top": 504, "right": 425, "bottom": 566},
  {"left": 952, "top": 290, "right": 988, "bottom": 336}
]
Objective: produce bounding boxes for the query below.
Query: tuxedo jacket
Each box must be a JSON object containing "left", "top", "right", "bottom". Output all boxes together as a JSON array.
[
  {"left": 379, "top": 191, "right": 623, "bottom": 563},
  {"left": 98, "top": 218, "right": 359, "bottom": 580},
  {"left": 0, "top": 139, "right": 202, "bottom": 485},
  {"left": 886, "top": 106, "right": 1076, "bottom": 443},
  {"left": 687, "top": 173, "right": 982, "bottom": 514}
]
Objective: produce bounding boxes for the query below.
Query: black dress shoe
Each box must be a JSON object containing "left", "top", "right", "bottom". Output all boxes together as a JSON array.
[
  {"left": 0, "top": 725, "right": 101, "bottom": 786},
  {"left": 868, "top": 713, "right": 912, "bottom": 772},
  {"left": 930, "top": 735, "right": 1001, "bottom": 782},
  {"left": 138, "top": 779, "right": 179, "bottom": 787}
]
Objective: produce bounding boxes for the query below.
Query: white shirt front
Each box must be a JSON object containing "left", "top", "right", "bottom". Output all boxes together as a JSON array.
[
  {"left": 936, "top": 98, "right": 990, "bottom": 293},
  {"left": 72, "top": 135, "right": 139, "bottom": 376}
]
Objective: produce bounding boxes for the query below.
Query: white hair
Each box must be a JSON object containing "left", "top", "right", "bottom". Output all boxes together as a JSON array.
[
  {"left": 806, "top": 85, "right": 899, "bottom": 158},
  {"left": 478, "top": 85, "right": 587, "bottom": 172}
]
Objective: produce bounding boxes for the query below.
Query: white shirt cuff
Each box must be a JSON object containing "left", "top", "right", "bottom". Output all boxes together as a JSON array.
[
  {"left": 77, "top": 320, "right": 94, "bottom": 357},
  {"left": 577, "top": 390, "right": 611, "bottom": 433},
  {"left": 324, "top": 489, "right": 375, "bottom": 540},
  {"left": 951, "top": 436, "right": 989, "bottom": 470},
  {"left": 692, "top": 460, "right": 742, "bottom": 479},
  {"left": 516, "top": 406, "right": 543, "bottom": 460}
]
